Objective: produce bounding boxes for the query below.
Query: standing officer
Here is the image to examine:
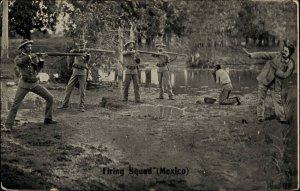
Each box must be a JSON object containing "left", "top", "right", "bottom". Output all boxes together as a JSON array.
[
  {"left": 213, "top": 65, "right": 241, "bottom": 105},
  {"left": 122, "top": 40, "right": 142, "bottom": 103},
  {"left": 3, "top": 39, "right": 57, "bottom": 132},
  {"left": 243, "top": 41, "right": 295, "bottom": 123},
  {"left": 58, "top": 39, "right": 91, "bottom": 112},
  {"left": 152, "top": 43, "right": 175, "bottom": 100}
]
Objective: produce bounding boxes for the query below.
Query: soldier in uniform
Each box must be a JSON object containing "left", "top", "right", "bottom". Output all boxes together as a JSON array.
[
  {"left": 213, "top": 64, "right": 241, "bottom": 105},
  {"left": 243, "top": 41, "right": 295, "bottom": 123},
  {"left": 122, "top": 40, "right": 142, "bottom": 103},
  {"left": 58, "top": 39, "right": 91, "bottom": 112},
  {"left": 152, "top": 43, "right": 175, "bottom": 100},
  {"left": 3, "top": 39, "right": 57, "bottom": 132}
]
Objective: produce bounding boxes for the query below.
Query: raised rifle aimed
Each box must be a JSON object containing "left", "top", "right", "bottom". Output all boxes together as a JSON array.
[
  {"left": 78, "top": 48, "right": 116, "bottom": 54},
  {"left": 136, "top": 50, "right": 187, "bottom": 57},
  {"left": 35, "top": 52, "right": 87, "bottom": 57}
]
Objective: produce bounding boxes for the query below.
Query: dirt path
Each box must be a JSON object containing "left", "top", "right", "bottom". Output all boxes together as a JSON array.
[{"left": 1, "top": 83, "right": 296, "bottom": 190}]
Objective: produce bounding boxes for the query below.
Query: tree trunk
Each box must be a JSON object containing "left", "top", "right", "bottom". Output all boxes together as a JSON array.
[{"left": 1, "top": 0, "right": 9, "bottom": 64}]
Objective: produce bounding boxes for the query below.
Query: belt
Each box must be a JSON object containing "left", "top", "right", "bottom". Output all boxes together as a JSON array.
[
  {"left": 73, "top": 64, "right": 87, "bottom": 70},
  {"left": 126, "top": 66, "right": 137, "bottom": 70},
  {"left": 222, "top": 82, "right": 232, "bottom": 86},
  {"left": 21, "top": 76, "right": 38, "bottom": 83},
  {"left": 157, "top": 63, "right": 167, "bottom": 67}
]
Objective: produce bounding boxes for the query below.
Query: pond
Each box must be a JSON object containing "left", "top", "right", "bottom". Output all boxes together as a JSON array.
[{"left": 98, "top": 67, "right": 297, "bottom": 95}]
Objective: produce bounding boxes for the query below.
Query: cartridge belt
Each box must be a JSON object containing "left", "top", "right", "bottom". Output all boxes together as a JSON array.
[
  {"left": 126, "top": 66, "right": 137, "bottom": 70},
  {"left": 73, "top": 64, "right": 87, "bottom": 70},
  {"left": 21, "top": 76, "right": 38, "bottom": 83}
]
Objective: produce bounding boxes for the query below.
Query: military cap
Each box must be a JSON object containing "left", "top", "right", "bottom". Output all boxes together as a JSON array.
[
  {"left": 18, "top": 39, "right": 33, "bottom": 49},
  {"left": 124, "top": 40, "right": 136, "bottom": 49}
]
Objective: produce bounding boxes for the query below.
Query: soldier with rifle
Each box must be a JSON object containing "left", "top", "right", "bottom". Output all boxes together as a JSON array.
[
  {"left": 3, "top": 39, "right": 57, "bottom": 132},
  {"left": 152, "top": 43, "right": 176, "bottom": 100},
  {"left": 122, "top": 40, "right": 142, "bottom": 103},
  {"left": 58, "top": 39, "right": 91, "bottom": 112}
]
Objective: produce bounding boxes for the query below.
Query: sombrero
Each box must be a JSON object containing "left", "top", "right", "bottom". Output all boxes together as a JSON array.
[
  {"left": 155, "top": 43, "right": 166, "bottom": 48},
  {"left": 18, "top": 39, "right": 33, "bottom": 49},
  {"left": 124, "top": 40, "right": 136, "bottom": 48}
]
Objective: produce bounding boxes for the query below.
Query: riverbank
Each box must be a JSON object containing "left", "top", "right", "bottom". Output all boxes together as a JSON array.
[{"left": 1, "top": 78, "right": 298, "bottom": 190}]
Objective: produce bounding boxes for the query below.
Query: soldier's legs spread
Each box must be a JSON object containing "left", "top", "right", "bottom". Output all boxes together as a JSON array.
[
  {"left": 78, "top": 75, "right": 87, "bottom": 109},
  {"left": 271, "top": 88, "right": 287, "bottom": 122},
  {"left": 123, "top": 74, "right": 132, "bottom": 100},
  {"left": 62, "top": 74, "right": 78, "bottom": 107},
  {"left": 162, "top": 71, "right": 174, "bottom": 97},
  {"left": 257, "top": 84, "right": 269, "bottom": 120},
  {"left": 5, "top": 86, "right": 29, "bottom": 127},
  {"left": 31, "top": 84, "right": 54, "bottom": 120},
  {"left": 157, "top": 72, "right": 164, "bottom": 98},
  {"left": 132, "top": 74, "right": 140, "bottom": 101}
]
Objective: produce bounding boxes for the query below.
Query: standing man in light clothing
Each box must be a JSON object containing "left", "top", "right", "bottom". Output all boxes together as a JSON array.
[
  {"left": 213, "top": 64, "right": 241, "bottom": 105},
  {"left": 152, "top": 43, "right": 175, "bottom": 100},
  {"left": 58, "top": 39, "right": 91, "bottom": 112},
  {"left": 4, "top": 39, "right": 57, "bottom": 132},
  {"left": 122, "top": 40, "right": 142, "bottom": 103},
  {"left": 243, "top": 41, "right": 295, "bottom": 123}
]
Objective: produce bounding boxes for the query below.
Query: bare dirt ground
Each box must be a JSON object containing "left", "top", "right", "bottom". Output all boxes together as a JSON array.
[{"left": 1, "top": 80, "right": 298, "bottom": 190}]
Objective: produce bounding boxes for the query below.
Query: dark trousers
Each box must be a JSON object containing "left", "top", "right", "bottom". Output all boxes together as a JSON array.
[
  {"left": 6, "top": 85, "right": 54, "bottom": 127},
  {"left": 123, "top": 74, "right": 140, "bottom": 101},
  {"left": 219, "top": 83, "right": 239, "bottom": 105},
  {"left": 62, "top": 74, "right": 87, "bottom": 109}
]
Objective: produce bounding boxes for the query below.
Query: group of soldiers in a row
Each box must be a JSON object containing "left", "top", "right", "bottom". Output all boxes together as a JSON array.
[
  {"left": 2, "top": 38, "right": 177, "bottom": 132},
  {"left": 2, "top": 38, "right": 296, "bottom": 132}
]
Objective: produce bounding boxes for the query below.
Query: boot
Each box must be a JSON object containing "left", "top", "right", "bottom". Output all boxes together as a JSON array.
[
  {"left": 44, "top": 118, "right": 58, "bottom": 125},
  {"left": 236, "top": 96, "right": 241, "bottom": 105},
  {"left": 169, "top": 95, "right": 175, "bottom": 100}
]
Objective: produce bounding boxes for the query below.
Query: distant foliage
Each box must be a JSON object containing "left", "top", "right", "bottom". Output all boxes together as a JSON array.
[
  {"left": 61, "top": 0, "right": 187, "bottom": 47},
  {"left": 2, "top": 0, "right": 58, "bottom": 39}
]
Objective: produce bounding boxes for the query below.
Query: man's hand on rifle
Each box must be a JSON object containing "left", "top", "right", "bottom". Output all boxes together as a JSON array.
[
  {"left": 170, "top": 55, "right": 178, "bottom": 63},
  {"left": 242, "top": 48, "right": 252, "bottom": 58}
]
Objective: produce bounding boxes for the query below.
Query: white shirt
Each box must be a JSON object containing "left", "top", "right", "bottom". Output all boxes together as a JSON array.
[{"left": 216, "top": 69, "right": 231, "bottom": 84}]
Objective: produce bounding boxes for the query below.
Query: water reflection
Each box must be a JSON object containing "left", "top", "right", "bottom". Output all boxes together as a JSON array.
[{"left": 98, "top": 68, "right": 296, "bottom": 95}]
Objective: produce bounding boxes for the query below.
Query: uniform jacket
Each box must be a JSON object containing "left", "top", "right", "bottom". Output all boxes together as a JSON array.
[
  {"left": 250, "top": 52, "right": 294, "bottom": 88},
  {"left": 68, "top": 49, "right": 91, "bottom": 75},
  {"left": 152, "top": 51, "right": 170, "bottom": 72},
  {"left": 123, "top": 50, "right": 140, "bottom": 75},
  {"left": 14, "top": 52, "right": 44, "bottom": 89}
]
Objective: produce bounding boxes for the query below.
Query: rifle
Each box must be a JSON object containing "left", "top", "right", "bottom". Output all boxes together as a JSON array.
[
  {"left": 35, "top": 52, "right": 86, "bottom": 57},
  {"left": 136, "top": 50, "right": 187, "bottom": 57},
  {"left": 79, "top": 48, "right": 116, "bottom": 54}
]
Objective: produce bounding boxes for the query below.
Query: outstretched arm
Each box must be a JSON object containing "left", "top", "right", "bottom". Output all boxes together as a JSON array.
[{"left": 242, "top": 48, "right": 279, "bottom": 60}]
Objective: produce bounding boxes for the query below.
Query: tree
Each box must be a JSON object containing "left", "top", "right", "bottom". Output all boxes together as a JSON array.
[
  {"left": 7, "top": 0, "right": 58, "bottom": 39},
  {"left": 62, "top": 0, "right": 187, "bottom": 48}
]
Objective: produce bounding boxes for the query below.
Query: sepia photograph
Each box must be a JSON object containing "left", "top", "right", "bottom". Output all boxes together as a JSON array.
[{"left": 0, "top": 0, "right": 298, "bottom": 190}]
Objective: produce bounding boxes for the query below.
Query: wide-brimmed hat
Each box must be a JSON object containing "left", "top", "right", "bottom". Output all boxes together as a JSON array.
[
  {"left": 155, "top": 43, "right": 166, "bottom": 48},
  {"left": 124, "top": 40, "right": 136, "bottom": 48},
  {"left": 18, "top": 39, "right": 33, "bottom": 49},
  {"left": 75, "top": 39, "right": 87, "bottom": 46}
]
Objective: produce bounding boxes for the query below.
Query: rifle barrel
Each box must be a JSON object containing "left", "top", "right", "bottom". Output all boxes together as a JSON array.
[
  {"left": 136, "top": 50, "right": 161, "bottom": 55},
  {"left": 86, "top": 48, "right": 115, "bottom": 54},
  {"left": 36, "top": 52, "right": 85, "bottom": 56},
  {"left": 165, "top": 51, "right": 187, "bottom": 57},
  {"left": 137, "top": 50, "right": 186, "bottom": 56}
]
